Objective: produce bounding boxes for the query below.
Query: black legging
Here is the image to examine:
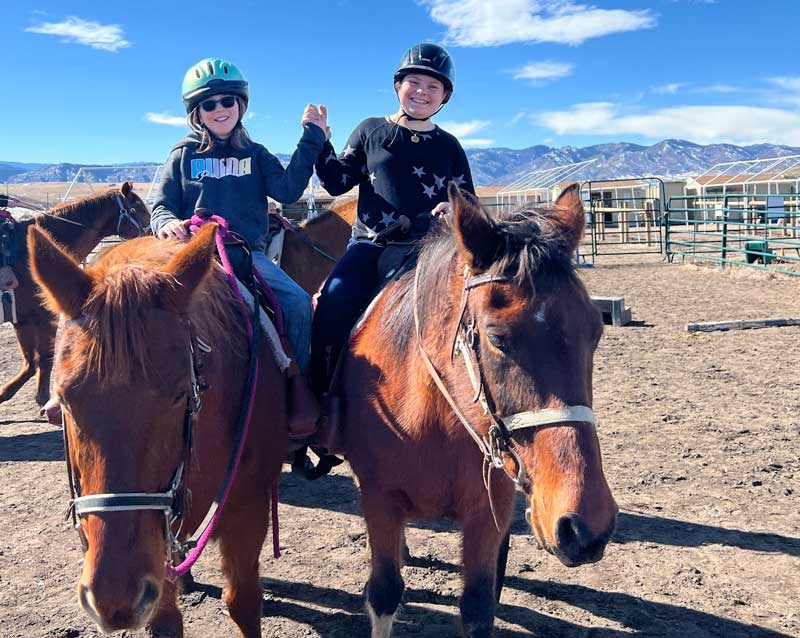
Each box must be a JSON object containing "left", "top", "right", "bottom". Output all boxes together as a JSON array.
[{"left": 310, "top": 240, "right": 384, "bottom": 396}]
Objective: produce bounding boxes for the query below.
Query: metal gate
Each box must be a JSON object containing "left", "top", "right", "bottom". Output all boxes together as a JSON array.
[{"left": 579, "top": 177, "right": 667, "bottom": 262}]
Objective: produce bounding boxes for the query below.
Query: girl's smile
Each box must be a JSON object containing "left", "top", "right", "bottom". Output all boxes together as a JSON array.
[
  {"left": 200, "top": 93, "right": 240, "bottom": 139},
  {"left": 395, "top": 73, "right": 445, "bottom": 120}
]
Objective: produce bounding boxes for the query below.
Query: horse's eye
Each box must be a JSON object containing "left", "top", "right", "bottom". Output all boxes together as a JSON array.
[{"left": 487, "top": 333, "right": 510, "bottom": 353}]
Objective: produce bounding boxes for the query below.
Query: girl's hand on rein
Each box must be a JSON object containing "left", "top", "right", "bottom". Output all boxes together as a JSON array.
[
  {"left": 158, "top": 219, "right": 190, "bottom": 241},
  {"left": 431, "top": 201, "right": 452, "bottom": 217}
]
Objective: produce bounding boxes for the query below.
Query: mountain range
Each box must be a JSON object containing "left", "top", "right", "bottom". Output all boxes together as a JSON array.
[{"left": 3, "top": 139, "right": 800, "bottom": 188}]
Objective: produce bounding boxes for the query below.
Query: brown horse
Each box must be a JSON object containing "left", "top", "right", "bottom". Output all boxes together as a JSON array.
[
  {"left": 29, "top": 224, "right": 288, "bottom": 637},
  {"left": 0, "top": 182, "right": 149, "bottom": 406},
  {"left": 280, "top": 197, "right": 357, "bottom": 294},
  {"left": 323, "top": 184, "right": 618, "bottom": 637}
]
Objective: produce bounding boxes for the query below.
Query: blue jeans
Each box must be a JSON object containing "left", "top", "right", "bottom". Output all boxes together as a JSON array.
[
  {"left": 310, "top": 240, "right": 384, "bottom": 395},
  {"left": 252, "top": 251, "right": 312, "bottom": 373}
]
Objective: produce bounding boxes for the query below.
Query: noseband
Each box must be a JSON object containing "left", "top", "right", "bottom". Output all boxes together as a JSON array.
[{"left": 413, "top": 262, "right": 597, "bottom": 517}]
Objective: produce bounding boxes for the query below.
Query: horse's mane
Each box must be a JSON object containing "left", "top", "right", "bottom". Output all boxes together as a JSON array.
[
  {"left": 44, "top": 188, "right": 120, "bottom": 228},
  {"left": 380, "top": 203, "right": 578, "bottom": 360},
  {"left": 80, "top": 237, "right": 245, "bottom": 383}
]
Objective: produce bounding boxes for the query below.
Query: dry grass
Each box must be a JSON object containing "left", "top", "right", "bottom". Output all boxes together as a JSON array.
[{"left": 2, "top": 181, "right": 153, "bottom": 210}]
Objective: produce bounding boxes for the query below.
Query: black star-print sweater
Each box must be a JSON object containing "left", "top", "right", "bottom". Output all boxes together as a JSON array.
[{"left": 315, "top": 117, "right": 475, "bottom": 239}]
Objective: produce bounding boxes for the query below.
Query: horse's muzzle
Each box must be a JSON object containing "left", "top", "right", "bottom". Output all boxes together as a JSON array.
[
  {"left": 79, "top": 575, "right": 161, "bottom": 633},
  {"left": 551, "top": 512, "right": 616, "bottom": 567}
]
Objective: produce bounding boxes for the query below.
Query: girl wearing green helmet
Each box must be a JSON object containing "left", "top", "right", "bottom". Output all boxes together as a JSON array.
[{"left": 151, "top": 57, "right": 329, "bottom": 378}]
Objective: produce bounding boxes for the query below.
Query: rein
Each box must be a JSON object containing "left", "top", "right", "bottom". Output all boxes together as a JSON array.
[{"left": 412, "top": 261, "right": 597, "bottom": 529}]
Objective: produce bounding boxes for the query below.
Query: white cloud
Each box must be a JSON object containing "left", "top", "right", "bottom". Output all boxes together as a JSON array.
[
  {"left": 537, "top": 102, "right": 800, "bottom": 145},
  {"left": 693, "top": 84, "right": 740, "bottom": 94},
  {"left": 145, "top": 112, "right": 186, "bottom": 127},
  {"left": 461, "top": 138, "right": 496, "bottom": 147},
  {"left": 438, "top": 119, "right": 491, "bottom": 137},
  {"left": 421, "top": 0, "right": 656, "bottom": 46},
  {"left": 26, "top": 16, "right": 130, "bottom": 52},
  {"left": 509, "top": 111, "right": 529, "bottom": 125},
  {"left": 513, "top": 61, "right": 573, "bottom": 82},
  {"left": 768, "top": 77, "right": 800, "bottom": 92},
  {"left": 654, "top": 83, "right": 685, "bottom": 95}
]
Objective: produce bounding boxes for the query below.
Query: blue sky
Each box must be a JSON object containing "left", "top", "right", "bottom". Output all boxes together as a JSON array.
[{"left": 4, "top": 0, "right": 800, "bottom": 164}]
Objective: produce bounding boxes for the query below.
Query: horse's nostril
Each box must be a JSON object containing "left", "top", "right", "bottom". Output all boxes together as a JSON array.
[
  {"left": 136, "top": 578, "right": 160, "bottom": 617},
  {"left": 555, "top": 513, "right": 589, "bottom": 551}
]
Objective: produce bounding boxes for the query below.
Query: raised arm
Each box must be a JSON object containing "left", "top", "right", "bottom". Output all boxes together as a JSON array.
[
  {"left": 260, "top": 118, "right": 326, "bottom": 204},
  {"left": 315, "top": 120, "right": 366, "bottom": 196}
]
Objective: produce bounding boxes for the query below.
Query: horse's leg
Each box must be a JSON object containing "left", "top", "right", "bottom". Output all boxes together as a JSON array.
[
  {"left": 33, "top": 319, "right": 56, "bottom": 406},
  {"left": 363, "top": 492, "right": 405, "bottom": 638},
  {"left": 495, "top": 530, "right": 511, "bottom": 603},
  {"left": 218, "top": 508, "right": 269, "bottom": 638},
  {"left": 460, "top": 514, "right": 506, "bottom": 638},
  {"left": 0, "top": 321, "right": 37, "bottom": 403},
  {"left": 146, "top": 579, "right": 183, "bottom": 638}
]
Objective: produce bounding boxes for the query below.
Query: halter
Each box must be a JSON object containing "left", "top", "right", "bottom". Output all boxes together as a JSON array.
[
  {"left": 114, "top": 191, "right": 149, "bottom": 237},
  {"left": 62, "top": 318, "right": 207, "bottom": 561},
  {"left": 413, "top": 262, "right": 597, "bottom": 527}
]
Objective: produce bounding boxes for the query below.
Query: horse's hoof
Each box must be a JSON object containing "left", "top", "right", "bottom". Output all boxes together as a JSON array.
[{"left": 302, "top": 454, "right": 343, "bottom": 481}]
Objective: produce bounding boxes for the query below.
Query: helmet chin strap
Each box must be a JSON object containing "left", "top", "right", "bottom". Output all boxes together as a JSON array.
[{"left": 396, "top": 96, "right": 447, "bottom": 122}]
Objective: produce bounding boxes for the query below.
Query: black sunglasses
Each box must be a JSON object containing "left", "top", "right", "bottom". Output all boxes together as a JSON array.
[{"left": 199, "top": 96, "right": 237, "bottom": 112}]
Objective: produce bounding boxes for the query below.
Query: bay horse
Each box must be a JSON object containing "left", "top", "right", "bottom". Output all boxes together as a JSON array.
[
  {"left": 0, "top": 182, "right": 149, "bottom": 407},
  {"left": 323, "top": 184, "right": 618, "bottom": 637},
  {"left": 279, "top": 197, "right": 357, "bottom": 294},
  {"left": 29, "top": 224, "right": 288, "bottom": 637}
]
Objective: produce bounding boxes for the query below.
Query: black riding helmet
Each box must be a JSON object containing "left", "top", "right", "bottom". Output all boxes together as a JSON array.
[{"left": 393, "top": 43, "right": 455, "bottom": 104}]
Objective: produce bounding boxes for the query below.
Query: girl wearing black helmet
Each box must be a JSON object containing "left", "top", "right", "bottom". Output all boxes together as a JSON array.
[
  {"left": 151, "top": 57, "right": 329, "bottom": 375},
  {"left": 309, "top": 42, "right": 474, "bottom": 399}
]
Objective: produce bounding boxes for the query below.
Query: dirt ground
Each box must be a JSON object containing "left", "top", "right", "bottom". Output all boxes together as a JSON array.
[{"left": 1, "top": 252, "right": 798, "bottom": 638}]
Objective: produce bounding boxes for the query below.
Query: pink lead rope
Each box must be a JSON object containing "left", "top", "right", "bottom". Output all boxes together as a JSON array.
[{"left": 166, "top": 214, "right": 281, "bottom": 581}]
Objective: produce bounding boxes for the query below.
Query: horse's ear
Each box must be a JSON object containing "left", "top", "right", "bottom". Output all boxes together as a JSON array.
[
  {"left": 28, "top": 226, "right": 93, "bottom": 319},
  {"left": 121, "top": 181, "right": 133, "bottom": 197},
  {"left": 162, "top": 223, "right": 217, "bottom": 309},
  {"left": 449, "top": 182, "right": 499, "bottom": 272},
  {"left": 549, "top": 184, "right": 585, "bottom": 254}
]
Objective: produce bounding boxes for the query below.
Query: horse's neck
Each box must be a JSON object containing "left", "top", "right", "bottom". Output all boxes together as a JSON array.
[{"left": 38, "top": 196, "right": 112, "bottom": 260}]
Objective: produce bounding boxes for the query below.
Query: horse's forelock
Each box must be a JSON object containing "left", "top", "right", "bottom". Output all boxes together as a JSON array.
[{"left": 75, "top": 239, "right": 244, "bottom": 385}]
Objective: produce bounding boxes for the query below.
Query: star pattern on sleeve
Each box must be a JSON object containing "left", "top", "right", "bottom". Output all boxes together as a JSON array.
[
  {"left": 452, "top": 174, "right": 466, "bottom": 188},
  {"left": 341, "top": 174, "right": 349, "bottom": 185},
  {"left": 379, "top": 211, "right": 396, "bottom": 228},
  {"left": 324, "top": 151, "right": 336, "bottom": 163},
  {"left": 422, "top": 183, "right": 436, "bottom": 199},
  {"left": 433, "top": 174, "right": 445, "bottom": 190},
  {"left": 341, "top": 144, "right": 355, "bottom": 158},
  {"left": 412, "top": 166, "right": 426, "bottom": 178},
  {"left": 369, "top": 172, "right": 377, "bottom": 185}
]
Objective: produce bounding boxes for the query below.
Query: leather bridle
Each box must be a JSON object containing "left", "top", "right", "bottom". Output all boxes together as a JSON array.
[{"left": 413, "top": 262, "right": 597, "bottom": 527}]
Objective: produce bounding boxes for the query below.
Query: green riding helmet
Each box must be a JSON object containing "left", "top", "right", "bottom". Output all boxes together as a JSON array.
[{"left": 182, "top": 58, "right": 249, "bottom": 113}]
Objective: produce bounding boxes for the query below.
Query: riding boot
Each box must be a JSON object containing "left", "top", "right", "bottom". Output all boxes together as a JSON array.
[{"left": 285, "top": 361, "right": 319, "bottom": 443}]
